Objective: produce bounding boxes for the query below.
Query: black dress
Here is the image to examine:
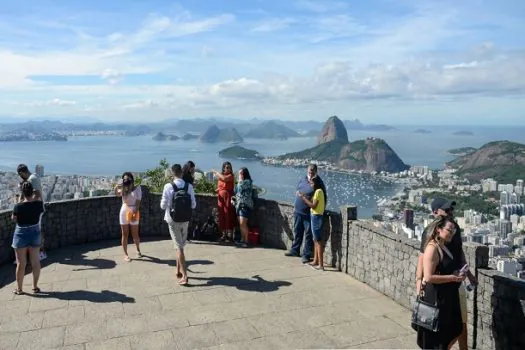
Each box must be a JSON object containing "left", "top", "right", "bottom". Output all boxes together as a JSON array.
[{"left": 417, "top": 247, "right": 463, "bottom": 349}]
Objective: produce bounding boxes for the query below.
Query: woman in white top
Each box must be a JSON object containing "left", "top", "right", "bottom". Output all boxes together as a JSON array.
[{"left": 114, "top": 172, "right": 142, "bottom": 261}]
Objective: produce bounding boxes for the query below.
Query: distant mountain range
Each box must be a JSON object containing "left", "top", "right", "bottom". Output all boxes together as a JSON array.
[{"left": 0, "top": 118, "right": 396, "bottom": 140}]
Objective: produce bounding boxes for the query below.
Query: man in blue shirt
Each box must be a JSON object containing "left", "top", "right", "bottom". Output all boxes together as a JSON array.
[{"left": 285, "top": 164, "right": 327, "bottom": 263}]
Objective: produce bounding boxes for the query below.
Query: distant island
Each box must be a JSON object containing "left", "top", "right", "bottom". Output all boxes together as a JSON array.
[
  {"left": 448, "top": 147, "right": 477, "bottom": 156},
  {"left": 181, "top": 133, "right": 199, "bottom": 140},
  {"left": 414, "top": 129, "right": 432, "bottom": 134},
  {"left": 453, "top": 131, "right": 474, "bottom": 136},
  {"left": 271, "top": 116, "right": 409, "bottom": 173},
  {"left": 152, "top": 132, "right": 179, "bottom": 141},
  {"left": 200, "top": 125, "right": 243, "bottom": 143},
  {"left": 0, "top": 131, "right": 67, "bottom": 142},
  {"left": 446, "top": 140, "right": 525, "bottom": 183},
  {"left": 219, "top": 146, "right": 263, "bottom": 160}
]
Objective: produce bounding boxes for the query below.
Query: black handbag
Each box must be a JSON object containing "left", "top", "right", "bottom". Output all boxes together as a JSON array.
[{"left": 412, "top": 282, "right": 440, "bottom": 332}]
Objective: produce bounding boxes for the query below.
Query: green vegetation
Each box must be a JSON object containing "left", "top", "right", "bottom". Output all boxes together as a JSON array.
[
  {"left": 277, "top": 140, "right": 346, "bottom": 162},
  {"left": 137, "top": 159, "right": 217, "bottom": 194},
  {"left": 423, "top": 190, "right": 498, "bottom": 217},
  {"left": 219, "top": 146, "right": 262, "bottom": 160}
]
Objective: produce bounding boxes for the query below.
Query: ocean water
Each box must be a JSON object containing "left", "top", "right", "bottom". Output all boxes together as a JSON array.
[{"left": 1, "top": 125, "right": 524, "bottom": 217}]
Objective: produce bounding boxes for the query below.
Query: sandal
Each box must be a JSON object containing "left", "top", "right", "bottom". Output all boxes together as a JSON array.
[
  {"left": 13, "top": 289, "right": 23, "bottom": 295},
  {"left": 137, "top": 252, "right": 143, "bottom": 258},
  {"left": 124, "top": 256, "right": 131, "bottom": 262},
  {"left": 178, "top": 277, "right": 188, "bottom": 286},
  {"left": 32, "top": 287, "right": 41, "bottom": 293}
]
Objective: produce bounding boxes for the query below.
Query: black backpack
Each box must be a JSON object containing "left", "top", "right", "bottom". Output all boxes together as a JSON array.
[{"left": 170, "top": 182, "right": 192, "bottom": 222}]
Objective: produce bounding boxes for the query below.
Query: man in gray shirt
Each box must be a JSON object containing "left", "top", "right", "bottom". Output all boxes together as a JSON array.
[{"left": 17, "top": 164, "right": 46, "bottom": 260}]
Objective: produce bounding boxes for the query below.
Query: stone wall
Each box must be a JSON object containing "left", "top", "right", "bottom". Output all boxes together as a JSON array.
[
  {"left": 341, "top": 217, "right": 525, "bottom": 350},
  {"left": 0, "top": 186, "right": 343, "bottom": 269}
]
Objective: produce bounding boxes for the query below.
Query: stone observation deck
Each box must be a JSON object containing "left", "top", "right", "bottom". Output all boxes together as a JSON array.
[{"left": 0, "top": 187, "right": 524, "bottom": 349}]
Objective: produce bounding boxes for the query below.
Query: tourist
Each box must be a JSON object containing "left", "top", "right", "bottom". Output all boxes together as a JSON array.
[
  {"left": 232, "top": 167, "right": 256, "bottom": 248},
  {"left": 417, "top": 215, "right": 465, "bottom": 349},
  {"left": 213, "top": 162, "right": 236, "bottom": 242},
  {"left": 114, "top": 172, "right": 142, "bottom": 262},
  {"left": 298, "top": 176, "right": 327, "bottom": 271},
  {"left": 160, "top": 164, "right": 196, "bottom": 285},
  {"left": 415, "top": 198, "right": 476, "bottom": 350},
  {"left": 286, "top": 164, "right": 326, "bottom": 264},
  {"left": 17, "top": 164, "right": 47, "bottom": 261},
  {"left": 182, "top": 160, "right": 196, "bottom": 185},
  {"left": 11, "top": 182, "right": 44, "bottom": 294}
]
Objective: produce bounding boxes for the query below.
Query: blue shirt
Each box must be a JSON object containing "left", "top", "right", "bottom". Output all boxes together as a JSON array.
[{"left": 294, "top": 176, "right": 327, "bottom": 215}]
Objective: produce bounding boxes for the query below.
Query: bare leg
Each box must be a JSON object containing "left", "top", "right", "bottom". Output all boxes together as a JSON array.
[
  {"left": 121, "top": 225, "right": 130, "bottom": 261},
  {"left": 177, "top": 248, "right": 187, "bottom": 284},
  {"left": 239, "top": 217, "right": 249, "bottom": 243},
  {"left": 458, "top": 323, "right": 468, "bottom": 350},
  {"left": 130, "top": 224, "right": 141, "bottom": 256},
  {"left": 14, "top": 248, "right": 28, "bottom": 292},
  {"left": 29, "top": 247, "right": 41, "bottom": 290},
  {"left": 310, "top": 242, "right": 319, "bottom": 266},
  {"left": 318, "top": 242, "right": 325, "bottom": 270}
]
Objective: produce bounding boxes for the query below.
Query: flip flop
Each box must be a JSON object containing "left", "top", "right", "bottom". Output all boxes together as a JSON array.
[
  {"left": 178, "top": 277, "right": 188, "bottom": 286},
  {"left": 137, "top": 252, "right": 143, "bottom": 258},
  {"left": 32, "top": 287, "right": 41, "bottom": 293},
  {"left": 13, "top": 289, "right": 23, "bottom": 295},
  {"left": 124, "top": 256, "right": 131, "bottom": 262}
]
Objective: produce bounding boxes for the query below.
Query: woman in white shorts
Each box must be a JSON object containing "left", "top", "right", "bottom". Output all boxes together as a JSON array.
[{"left": 114, "top": 172, "right": 142, "bottom": 261}]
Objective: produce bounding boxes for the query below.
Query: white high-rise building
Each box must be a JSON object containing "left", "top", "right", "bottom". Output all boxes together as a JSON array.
[
  {"left": 516, "top": 179, "right": 524, "bottom": 195},
  {"left": 511, "top": 214, "right": 520, "bottom": 227},
  {"left": 500, "top": 220, "right": 512, "bottom": 239},
  {"left": 482, "top": 178, "right": 498, "bottom": 192},
  {"left": 500, "top": 191, "right": 509, "bottom": 205},
  {"left": 496, "top": 259, "right": 522, "bottom": 276},
  {"left": 510, "top": 192, "right": 521, "bottom": 204}
]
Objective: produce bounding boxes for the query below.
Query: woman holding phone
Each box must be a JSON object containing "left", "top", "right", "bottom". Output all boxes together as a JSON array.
[{"left": 114, "top": 172, "right": 142, "bottom": 261}]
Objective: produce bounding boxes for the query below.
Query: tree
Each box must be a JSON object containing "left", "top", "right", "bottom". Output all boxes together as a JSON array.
[{"left": 137, "top": 159, "right": 217, "bottom": 194}]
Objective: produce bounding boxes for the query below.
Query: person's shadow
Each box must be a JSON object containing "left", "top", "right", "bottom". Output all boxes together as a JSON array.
[
  {"left": 31, "top": 289, "right": 135, "bottom": 303},
  {"left": 56, "top": 254, "right": 117, "bottom": 271},
  {"left": 190, "top": 274, "right": 292, "bottom": 292},
  {"left": 140, "top": 255, "right": 214, "bottom": 273}
]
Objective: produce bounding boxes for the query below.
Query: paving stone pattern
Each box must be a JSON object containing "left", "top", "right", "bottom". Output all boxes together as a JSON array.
[{"left": 0, "top": 239, "right": 415, "bottom": 350}]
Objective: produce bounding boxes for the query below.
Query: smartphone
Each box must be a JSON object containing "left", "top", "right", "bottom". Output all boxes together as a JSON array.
[{"left": 459, "top": 264, "right": 469, "bottom": 274}]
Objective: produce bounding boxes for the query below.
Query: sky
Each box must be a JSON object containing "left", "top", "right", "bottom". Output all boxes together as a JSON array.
[{"left": 1, "top": 0, "right": 524, "bottom": 125}]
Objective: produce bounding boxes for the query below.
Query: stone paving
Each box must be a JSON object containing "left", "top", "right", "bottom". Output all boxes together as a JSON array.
[{"left": 0, "top": 239, "right": 417, "bottom": 349}]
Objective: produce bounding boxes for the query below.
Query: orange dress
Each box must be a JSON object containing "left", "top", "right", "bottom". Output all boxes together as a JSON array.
[{"left": 217, "top": 174, "right": 236, "bottom": 231}]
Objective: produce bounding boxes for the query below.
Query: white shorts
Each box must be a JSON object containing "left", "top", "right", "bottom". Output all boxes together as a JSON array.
[
  {"left": 168, "top": 221, "right": 189, "bottom": 250},
  {"left": 119, "top": 205, "right": 139, "bottom": 226}
]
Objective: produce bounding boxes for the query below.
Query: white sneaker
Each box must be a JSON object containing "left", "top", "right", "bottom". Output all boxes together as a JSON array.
[{"left": 39, "top": 252, "right": 47, "bottom": 261}]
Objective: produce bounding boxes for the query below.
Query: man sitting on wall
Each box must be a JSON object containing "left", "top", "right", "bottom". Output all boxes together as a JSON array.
[{"left": 416, "top": 198, "right": 477, "bottom": 350}]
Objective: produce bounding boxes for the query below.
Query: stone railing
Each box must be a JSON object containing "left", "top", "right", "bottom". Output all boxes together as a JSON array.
[
  {"left": 340, "top": 210, "right": 525, "bottom": 350},
  {"left": 0, "top": 186, "right": 343, "bottom": 269}
]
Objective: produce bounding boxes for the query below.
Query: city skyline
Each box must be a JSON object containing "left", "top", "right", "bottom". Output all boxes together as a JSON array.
[{"left": 1, "top": 0, "right": 525, "bottom": 124}]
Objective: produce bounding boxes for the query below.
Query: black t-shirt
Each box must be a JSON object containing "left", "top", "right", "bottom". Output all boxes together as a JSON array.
[
  {"left": 420, "top": 220, "right": 463, "bottom": 270},
  {"left": 13, "top": 201, "right": 44, "bottom": 226}
]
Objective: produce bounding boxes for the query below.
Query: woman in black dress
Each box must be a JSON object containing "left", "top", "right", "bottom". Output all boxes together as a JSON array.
[{"left": 418, "top": 215, "right": 465, "bottom": 349}]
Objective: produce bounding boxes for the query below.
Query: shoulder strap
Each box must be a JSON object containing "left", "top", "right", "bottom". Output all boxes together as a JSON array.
[
  {"left": 171, "top": 183, "right": 179, "bottom": 192},
  {"left": 441, "top": 245, "right": 454, "bottom": 261},
  {"left": 183, "top": 182, "right": 189, "bottom": 191}
]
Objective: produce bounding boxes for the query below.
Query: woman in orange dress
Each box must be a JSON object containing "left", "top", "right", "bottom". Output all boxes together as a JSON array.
[{"left": 213, "top": 162, "right": 236, "bottom": 242}]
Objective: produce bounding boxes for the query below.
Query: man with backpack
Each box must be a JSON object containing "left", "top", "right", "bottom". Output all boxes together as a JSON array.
[{"left": 160, "top": 164, "right": 196, "bottom": 285}]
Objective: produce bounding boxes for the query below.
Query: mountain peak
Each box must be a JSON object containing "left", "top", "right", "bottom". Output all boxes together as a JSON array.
[{"left": 318, "top": 116, "right": 349, "bottom": 145}]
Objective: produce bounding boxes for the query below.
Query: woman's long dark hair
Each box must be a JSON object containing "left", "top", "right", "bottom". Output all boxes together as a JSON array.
[
  {"left": 222, "top": 161, "right": 232, "bottom": 174},
  {"left": 20, "top": 181, "right": 34, "bottom": 199},
  {"left": 311, "top": 175, "right": 326, "bottom": 203},
  {"left": 239, "top": 167, "right": 252, "bottom": 181},
  {"left": 182, "top": 161, "right": 195, "bottom": 184},
  {"left": 121, "top": 172, "right": 135, "bottom": 195}
]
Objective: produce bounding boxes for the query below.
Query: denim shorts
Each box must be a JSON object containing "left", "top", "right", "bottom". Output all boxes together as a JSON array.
[
  {"left": 311, "top": 214, "right": 324, "bottom": 242},
  {"left": 237, "top": 206, "right": 252, "bottom": 219},
  {"left": 12, "top": 224, "right": 41, "bottom": 249}
]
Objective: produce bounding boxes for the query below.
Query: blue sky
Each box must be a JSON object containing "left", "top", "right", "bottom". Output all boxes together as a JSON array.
[{"left": 1, "top": 0, "right": 524, "bottom": 124}]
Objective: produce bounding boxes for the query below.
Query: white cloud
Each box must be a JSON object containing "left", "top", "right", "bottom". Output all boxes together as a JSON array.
[
  {"left": 28, "top": 99, "right": 77, "bottom": 107},
  {"left": 252, "top": 18, "right": 296, "bottom": 32}
]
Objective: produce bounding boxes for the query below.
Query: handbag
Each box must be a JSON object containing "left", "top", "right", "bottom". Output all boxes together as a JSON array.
[
  {"left": 411, "top": 242, "right": 444, "bottom": 332},
  {"left": 411, "top": 283, "right": 440, "bottom": 332}
]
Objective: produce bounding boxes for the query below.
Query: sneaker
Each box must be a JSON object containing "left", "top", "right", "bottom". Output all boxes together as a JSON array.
[
  {"left": 39, "top": 252, "right": 47, "bottom": 261},
  {"left": 284, "top": 251, "right": 299, "bottom": 257},
  {"left": 301, "top": 257, "right": 312, "bottom": 264},
  {"left": 241, "top": 243, "right": 248, "bottom": 248}
]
